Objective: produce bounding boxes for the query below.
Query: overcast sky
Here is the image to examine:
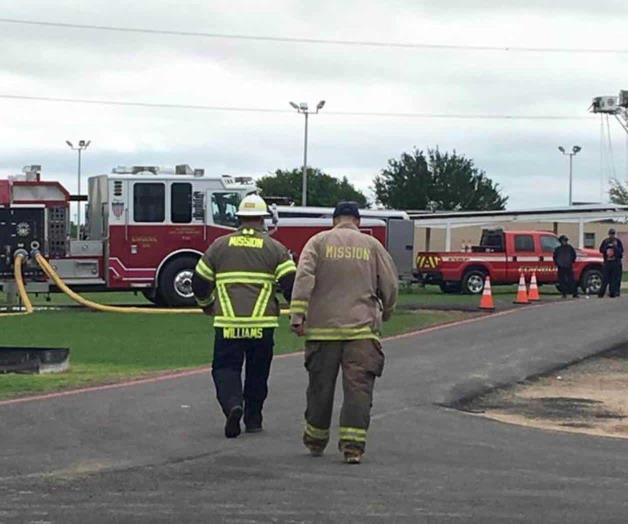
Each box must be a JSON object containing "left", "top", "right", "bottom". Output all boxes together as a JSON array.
[{"left": 1, "top": 0, "right": 628, "bottom": 211}]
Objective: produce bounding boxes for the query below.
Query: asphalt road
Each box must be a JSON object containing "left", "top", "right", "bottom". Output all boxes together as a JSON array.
[{"left": 2, "top": 298, "right": 628, "bottom": 523}]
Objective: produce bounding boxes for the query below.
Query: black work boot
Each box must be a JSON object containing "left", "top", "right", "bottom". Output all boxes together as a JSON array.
[
  {"left": 244, "top": 409, "right": 263, "bottom": 433},
  {"left": 339, "top": 442, "right": 364, "bottom": 465},
  {"left": 303, "top": 432, "right": 326, "bottom": 457},
  {"left": 224, "top": 406, "right": 243, "bottom": 439}
]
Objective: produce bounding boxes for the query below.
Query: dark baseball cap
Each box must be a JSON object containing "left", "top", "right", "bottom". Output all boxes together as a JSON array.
[
  {"left": 558, "top": 235, "right": 568, "bottom": 242},
  {"left": 333, "top": 201, "right": 360, "bottom": 219}
]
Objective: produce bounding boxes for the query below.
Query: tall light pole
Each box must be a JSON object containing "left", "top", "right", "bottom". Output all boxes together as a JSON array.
[
  {"left": 289, "top": 100, "right": 325, "bottom": 206},
  {"left": 66, "top": 139, "right": 91, "bottom": 239},
  {"left": 558, "top": 145, "right": 582, "bottom": 206}
]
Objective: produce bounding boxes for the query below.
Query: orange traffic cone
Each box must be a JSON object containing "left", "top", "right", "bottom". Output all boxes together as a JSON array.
[
  {"left": 528, "top": 272, "right": 540, "bottom": 301},
  {"left": 514, "top": 272, "right": 529, "bottom": 304},
  {"left": 479, "top": 276, "right": 495, "bottom": 311}
]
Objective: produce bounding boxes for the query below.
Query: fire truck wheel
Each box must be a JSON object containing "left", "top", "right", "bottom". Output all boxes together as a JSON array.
[
  {"left": 580, "top": 268, "right": 603, "bottom": 295},
  {"left": 141, "top": 288, "right": 168, "bottom": 306},
  {"left": 462, "top": 269, "right": 486, "bottom": 295},
  {"left": 158, "top": 256, "right": 199, "bottom": 307}
]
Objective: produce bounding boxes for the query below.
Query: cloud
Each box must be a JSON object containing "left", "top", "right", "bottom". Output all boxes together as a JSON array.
[{"left": 0, "top": 0, "right": 627, "bottom": 211}]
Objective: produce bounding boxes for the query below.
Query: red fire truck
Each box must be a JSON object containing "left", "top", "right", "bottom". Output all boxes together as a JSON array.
[
  {"left": 416, "top": 229, "right": 604, "bottom": 295},
  {"left": 0, "top": 165, "right": 414, "bottom": 307}
]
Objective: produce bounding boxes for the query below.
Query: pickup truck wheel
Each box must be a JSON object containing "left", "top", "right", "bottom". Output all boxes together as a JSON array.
[
  {"left": 462, "top": 270, "right": 487, "bottom": 295},
  {"left": 580, "top": 268, "right": 603, "bottom": 295},
  {"left": 158, "top": 256, "right": 199, "bottom": 307},
  {"left": 439, "top": 282, "right": 462, "bottom": 294}
]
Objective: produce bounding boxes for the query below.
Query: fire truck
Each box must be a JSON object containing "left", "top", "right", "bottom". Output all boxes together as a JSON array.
[{"left": 0, "top": 165, "right": 414, "bottom": 307}]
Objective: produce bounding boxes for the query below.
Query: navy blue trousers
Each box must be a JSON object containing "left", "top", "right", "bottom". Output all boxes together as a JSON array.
[{"left": 211, "top": 328, "right": 274, "bottom": 428}]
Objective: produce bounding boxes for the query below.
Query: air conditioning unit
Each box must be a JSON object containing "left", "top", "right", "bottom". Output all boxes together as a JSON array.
[{"left": 591, "top": 96, "right": 619, "bottom": 114}]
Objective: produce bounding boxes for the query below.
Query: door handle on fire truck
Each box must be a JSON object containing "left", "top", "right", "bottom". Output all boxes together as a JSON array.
[{"left": 124, "top": 208, "right": 129, "bottom": 241}]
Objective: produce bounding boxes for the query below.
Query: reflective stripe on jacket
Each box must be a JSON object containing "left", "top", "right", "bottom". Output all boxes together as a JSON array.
[
  {"left": 290, "top": 222, "right": 399, "bottom": 341},
  {"left": 193, "top": 225, "right": 296, "bottom": 328}
]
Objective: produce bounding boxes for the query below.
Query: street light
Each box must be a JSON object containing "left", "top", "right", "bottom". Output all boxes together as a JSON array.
[
  {"left": 558, "top": 145, "right": 581, "bottom": 206},
  {"left": 289, "top": 99, "right": 325, "bottom": 206},
  {"left": 66, "top": 139, "right": 91, "bottom": 239}
]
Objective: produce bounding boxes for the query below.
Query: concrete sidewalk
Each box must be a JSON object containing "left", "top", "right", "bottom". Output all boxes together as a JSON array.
[{"left": 1, "top": 298, "right": 628, "bottom": 523}]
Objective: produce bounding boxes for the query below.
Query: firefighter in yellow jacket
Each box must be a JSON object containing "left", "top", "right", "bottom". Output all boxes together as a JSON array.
[
  {"left": 290, "top": 201, "right": 398, "bottom": 464},
  {"left": 192, "top": 194, "right": 296, "bottom": 438}
]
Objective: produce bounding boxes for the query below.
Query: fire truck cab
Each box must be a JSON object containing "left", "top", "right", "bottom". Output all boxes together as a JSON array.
[{"left": 85, "top": 165, "right": 257, "bottom": 306}]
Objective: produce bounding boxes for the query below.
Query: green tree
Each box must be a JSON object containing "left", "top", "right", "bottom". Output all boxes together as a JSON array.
[
  {"left": 257, "top": 168, "right": 368, "bottom": 207},
  {"left": 373, "top": 148, "right": 508, "bottom": 211},
  {"left": 609, "top": 178, "right": 628, "bottom": 205}
]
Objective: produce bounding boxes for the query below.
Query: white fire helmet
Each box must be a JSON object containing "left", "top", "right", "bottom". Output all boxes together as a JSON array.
[{"left": 236, "top": 194, "right": 270, "bottom": 217}]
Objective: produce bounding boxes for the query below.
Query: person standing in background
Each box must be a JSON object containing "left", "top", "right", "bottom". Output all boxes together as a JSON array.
[
  {"left": 553, "top": 235, "right": 578, "bottom": 298},
  {"left": 598, "top": 228, "right": 624, "bottom": 298}
]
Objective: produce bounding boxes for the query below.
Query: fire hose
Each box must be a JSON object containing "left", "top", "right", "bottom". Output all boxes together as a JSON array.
[
  {"left": 34, "top": 253, "right": 202, "bottom": 314},
  {"left": 33, "top": 253, "right": 289, "bottom": 316},
  {"left": 0, "top": 252, "right": 34, "bottom": 318}
]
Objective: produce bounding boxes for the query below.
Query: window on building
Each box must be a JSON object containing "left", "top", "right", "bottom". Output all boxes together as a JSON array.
[
  {"left": 540, "top": 235, "right": 561, "bottom": 253},
  {"left": 211, "top": 192, "right": 240, "bottom": 228},
  {"left": 171, "top": 183, "right": 192, "bottom": 224},
  {"left": 133, "top": 183, "right": 165, "bottom": 223},
  {"left": 584, "top": 232, "right": 595, "bottom": 249},
  {"left": 514, "top": 234, "right": 535, "bottom": 252}
]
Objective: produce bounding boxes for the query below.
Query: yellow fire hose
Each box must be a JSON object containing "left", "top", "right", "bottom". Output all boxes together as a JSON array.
[
  {"left": 0, "top": 254, "right": 34, "bottom": 318},
  {"left": 34, "top": 253, "right": 289, "bottom": 316},
  {"left": 35, "top": 253, "right": 201, "bottom": 314}
]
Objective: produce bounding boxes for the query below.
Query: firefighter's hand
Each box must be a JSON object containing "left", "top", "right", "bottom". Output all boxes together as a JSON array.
[{"left": 291, "top": 321, "right": 305, "bottom": 337}]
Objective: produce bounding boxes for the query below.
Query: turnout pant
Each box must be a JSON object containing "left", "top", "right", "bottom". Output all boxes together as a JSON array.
[
  {"left": 211, "top": 327, "right": 274, "bottom": 428},
  {"left": 599, "top": 261, "right": 623, "bottom": 298},
  {"left": 303, "top": 339, "right": 385, "bottom": 453},
  {"left": 557, "top": 267, "right": 577, "bottom": 297}
]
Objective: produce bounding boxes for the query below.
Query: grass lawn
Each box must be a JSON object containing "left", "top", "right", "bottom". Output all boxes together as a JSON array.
[
  {"left": 0, "top": 308, "right": 472, "bottom": 399},
  {"left": 1, "top": 284, "right": 560, "bottom": 312},
  {"left": 0, "top": 290, "right": 151, "bottom": 307},
  {"left": 397, "top": 283, "right": 561, "bottom": 308}
]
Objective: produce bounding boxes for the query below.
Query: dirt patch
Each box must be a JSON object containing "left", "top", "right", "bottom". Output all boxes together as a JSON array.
[{"left": 464, "top": 345, "right": 628, "bottom": 439}]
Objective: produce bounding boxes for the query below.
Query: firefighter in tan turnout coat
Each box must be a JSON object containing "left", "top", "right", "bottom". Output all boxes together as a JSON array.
[{"left": 290, "top": 201, "right": 398, "bottom": 464}]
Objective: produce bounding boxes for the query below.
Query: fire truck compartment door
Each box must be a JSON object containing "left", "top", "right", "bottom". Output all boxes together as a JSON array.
[{"left": 387, "top": 219, "right": 415, "bottom": 280}]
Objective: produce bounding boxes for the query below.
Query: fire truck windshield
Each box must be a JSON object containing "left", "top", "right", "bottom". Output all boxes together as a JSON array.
[{"left": 212, "top": 192, "right": 240, "bottom": 227}]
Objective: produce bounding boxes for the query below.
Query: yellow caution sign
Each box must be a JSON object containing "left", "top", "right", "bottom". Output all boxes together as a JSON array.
[{"left": 416, "top": 255, "right": 442, "bottom": 270}]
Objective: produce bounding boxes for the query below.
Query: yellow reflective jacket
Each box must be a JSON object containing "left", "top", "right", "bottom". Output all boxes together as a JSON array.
[{"left": 193, "top": 225, "right": 296, "bottom": 329}]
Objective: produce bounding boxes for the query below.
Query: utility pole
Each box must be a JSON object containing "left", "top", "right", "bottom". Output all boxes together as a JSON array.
[
  {"left": 558, "top": 145, "right": 581, "bottom": 206},
  {"left": 289, "top": 100, "right": 325, "bottom": 206},
  {"left": 66, "top": 139, "right": 91, "bottom": 239}
]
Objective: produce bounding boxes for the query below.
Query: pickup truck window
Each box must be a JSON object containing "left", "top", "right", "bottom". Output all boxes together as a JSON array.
[
  {"left": 541, "top": 235, "right": 560, "bottom": 253},
  {"left": 514, "top": 234, "right": 535, "bottom": 252},
  {"left": 480, "top": 232, "right": 504, "bottom": 252}
]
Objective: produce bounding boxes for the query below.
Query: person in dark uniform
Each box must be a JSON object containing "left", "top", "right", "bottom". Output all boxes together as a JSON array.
[
  {"left": 192, "top": 194, "right": 296, "bottom": 438},
  {"left": 553, "top": 235, "right": 578, "bottom": 298},
  {"left": 598, "top": 228, "right": 624, "bottom": 298}
]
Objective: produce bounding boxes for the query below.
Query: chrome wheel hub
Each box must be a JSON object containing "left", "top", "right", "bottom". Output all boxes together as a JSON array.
[{"left": 174, "top": 270, "right": 194, "bottom": 299}]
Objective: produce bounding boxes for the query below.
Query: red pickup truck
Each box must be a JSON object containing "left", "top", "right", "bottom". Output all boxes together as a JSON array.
[{"left": 416, "top": 229, "right": 604, "bottom": 295}]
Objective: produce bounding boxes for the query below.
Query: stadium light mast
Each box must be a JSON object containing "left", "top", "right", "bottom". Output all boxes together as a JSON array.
[
  {"left": 558, "top": 145, "right": 582, "bottom": 207},
  {"left": 289, "top": 100, "right": 325, "bottom": 206},
  {"left": 66, "top": 139, "right": 91, "bottom": 239}
]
